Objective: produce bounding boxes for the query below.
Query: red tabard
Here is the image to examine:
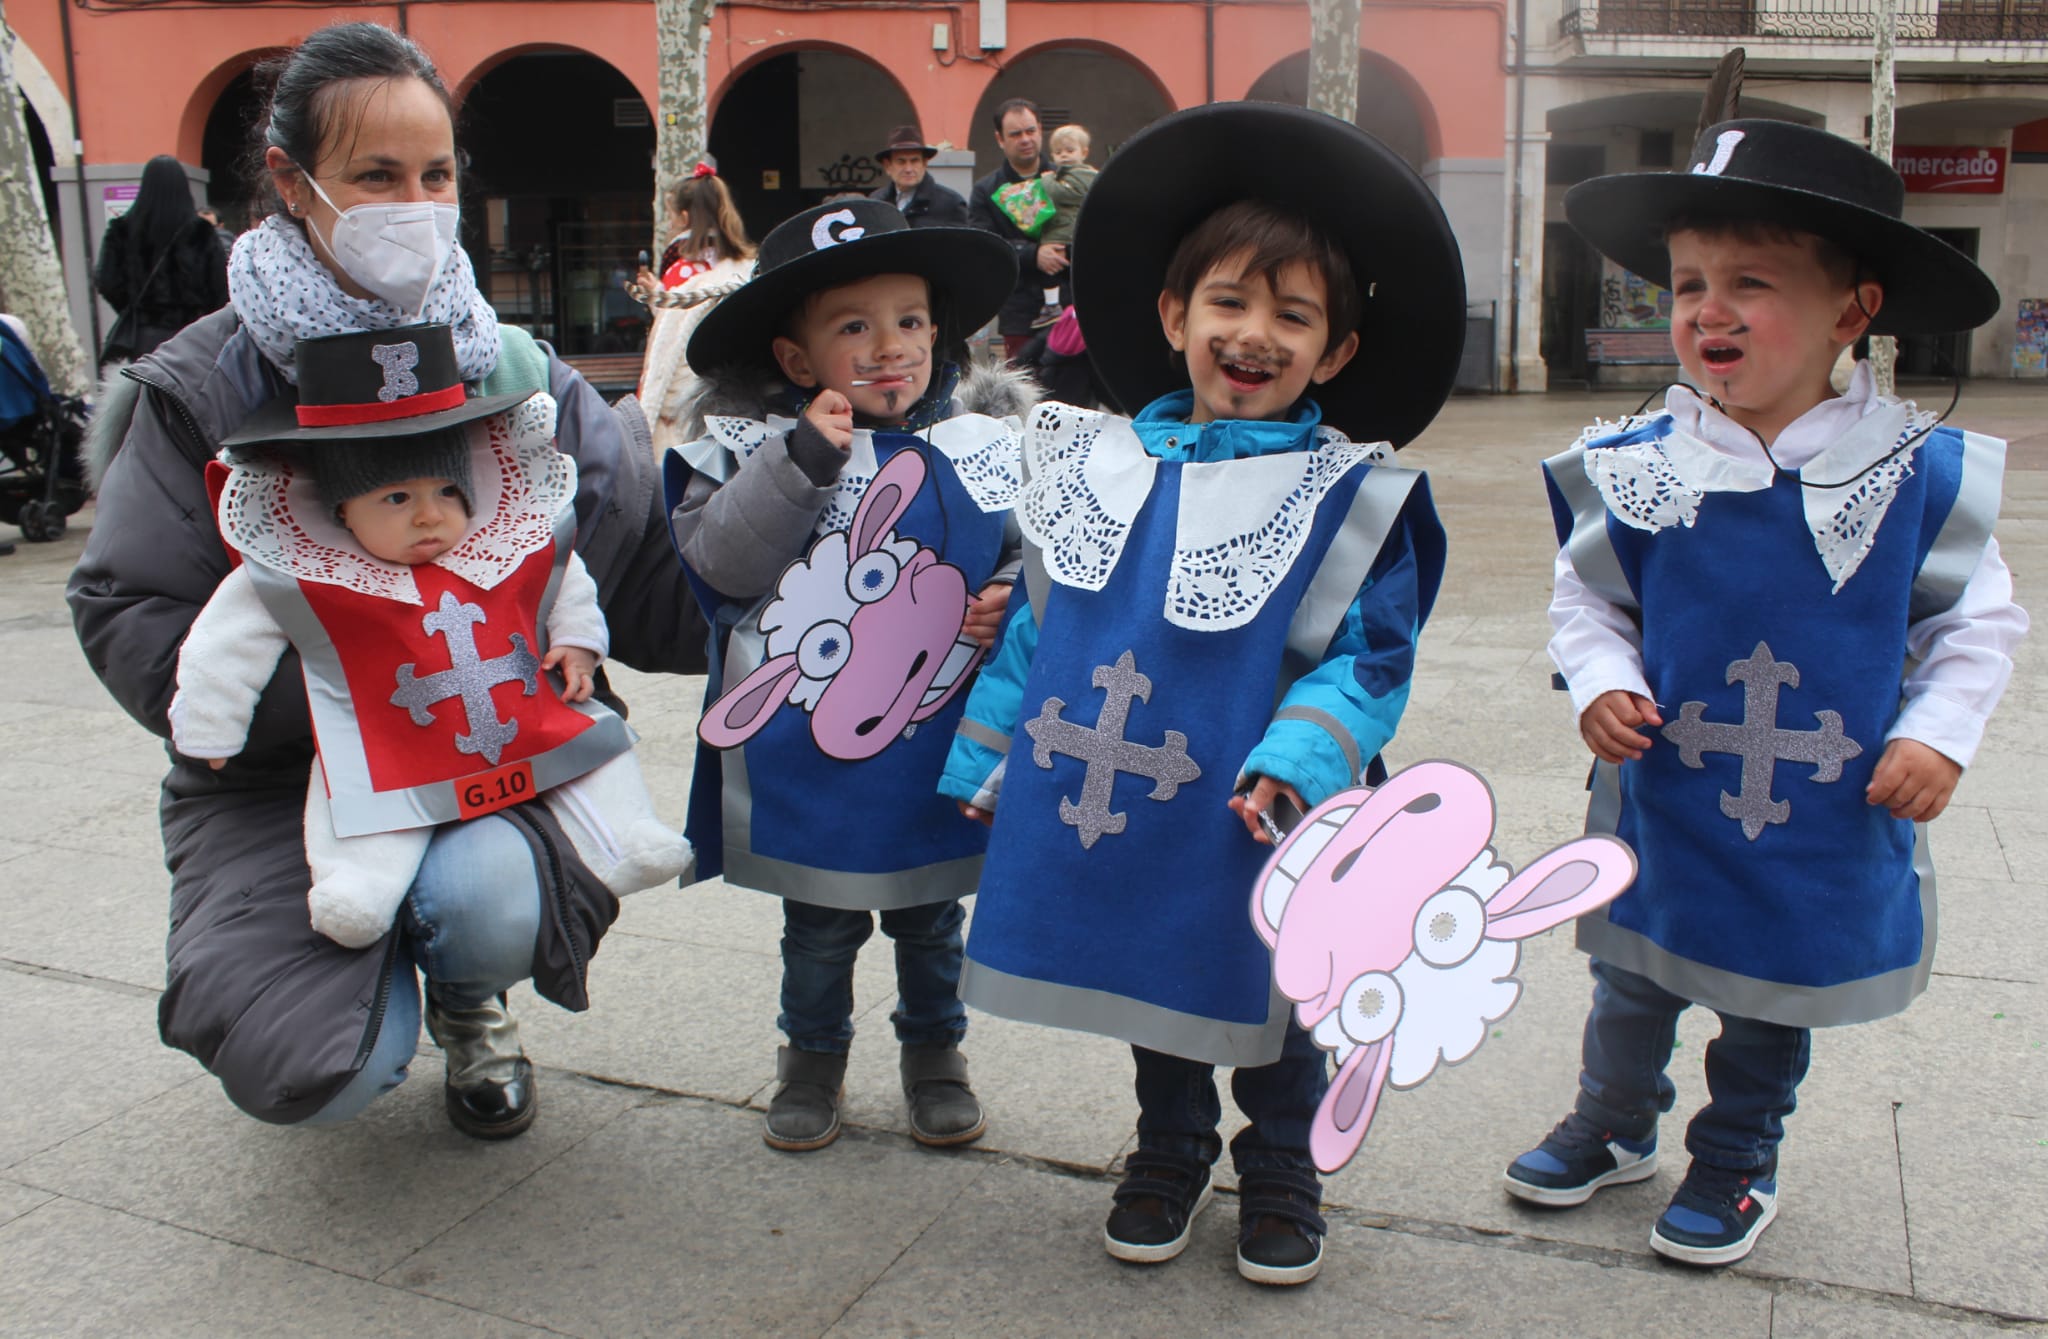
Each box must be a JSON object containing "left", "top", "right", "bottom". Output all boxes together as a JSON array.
[{"left": 297, "top": 544, "right": 593, "bottom": 793}]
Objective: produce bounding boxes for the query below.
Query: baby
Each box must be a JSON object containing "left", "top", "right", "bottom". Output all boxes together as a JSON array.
[
  {"left": 1033, "top": 124, "right": 1097, "bottom": 328},
  {"left": 171, "top": 325, "right": 689, "bottom": 948}
]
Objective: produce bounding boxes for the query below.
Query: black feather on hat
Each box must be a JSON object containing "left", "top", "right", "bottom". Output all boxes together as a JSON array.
[
  {"left": 1564, "top": 118, "right": 2000, "bottom": 337},
  {"left": 1069, "top": 102, "right": 1468, "bottom": 448}
]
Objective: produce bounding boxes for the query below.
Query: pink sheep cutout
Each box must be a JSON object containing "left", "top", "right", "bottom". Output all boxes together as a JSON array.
[
  {"left": 1251, "top": 760, "right": 1636, "bottom": 1173},
  {"left": 700, "top": 448, "right": 986, "bottom": 762}
]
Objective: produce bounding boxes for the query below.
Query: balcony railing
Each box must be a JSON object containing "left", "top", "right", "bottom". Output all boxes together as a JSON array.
[{"left": 1560, "top": 0, "right": 2048, "bottom": 42}]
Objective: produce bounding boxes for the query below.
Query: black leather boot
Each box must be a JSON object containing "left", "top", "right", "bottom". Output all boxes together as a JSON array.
[{"left": 425, "top": 990, "right": 537, "bottom": 1140}]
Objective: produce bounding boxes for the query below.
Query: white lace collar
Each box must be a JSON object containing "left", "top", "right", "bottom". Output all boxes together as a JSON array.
[
  {"left": 217, "top": 394, "right": 574, "bottom": 605},
  {"left": 1580, "top": 364, "right": 1938, "bottom": 591},
  {"left": 1020, "top": 401, "right": 1386, "bottom": 630}
]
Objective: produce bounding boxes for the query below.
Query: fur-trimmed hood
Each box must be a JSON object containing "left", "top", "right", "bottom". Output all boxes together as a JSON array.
[{"left": 678, "top": 357, "right": 1040, "bottom": 442}]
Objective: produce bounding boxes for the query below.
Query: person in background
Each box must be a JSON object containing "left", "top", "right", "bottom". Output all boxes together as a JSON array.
[
  {"left": 968, "top": 97, "right": 1063, "bottom": 363},
  {"left": 870, "top": 124, "right": 970, "bottom": 228},
  {"left": 633, "top": 165, "right": 758, "bottom": 452},
  {"left": 1031, "top": 122, "right": 1098, "bottom": 329},
  {"left": 94, "top": 155, "right": 229, "bottom": 368}
]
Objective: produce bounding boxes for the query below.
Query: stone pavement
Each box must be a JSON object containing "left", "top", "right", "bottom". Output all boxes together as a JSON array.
[{"left": 2, "top": 386, "right": 2044, "bottom": 1337}]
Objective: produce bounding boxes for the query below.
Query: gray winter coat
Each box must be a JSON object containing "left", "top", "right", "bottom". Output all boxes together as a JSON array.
[{"left": 67, "top": 308, "right": 707, "bottom": 1124}]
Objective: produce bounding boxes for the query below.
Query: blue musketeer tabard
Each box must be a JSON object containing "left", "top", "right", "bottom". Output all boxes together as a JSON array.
[
  {"left": 667, "top": 411, "right": 1021, "bottom": 910},
  {"left": 960, "top": 403, "right": 1443, "bottom": 1068},
  {"left": 1543, "top": 404, "right": 2007, "bottom": 1027}
]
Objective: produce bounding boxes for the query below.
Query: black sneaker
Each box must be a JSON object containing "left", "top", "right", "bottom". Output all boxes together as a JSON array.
[
  {"left": 1503, "top": 1111, "right": 1658, "bottom": 1207},
  {"left": 1651, "top": 1157, "right": 1778, "bottom": 1267},
  {"left": 1235, "top": 1168, "right": 1327, "bottom": 1285},
  {"left": 1029, "top": 303, "right": 1063, "bottom": 330},
  {"left": 1104, "top": 1150, "right": 1213, "bottom": 1264}
]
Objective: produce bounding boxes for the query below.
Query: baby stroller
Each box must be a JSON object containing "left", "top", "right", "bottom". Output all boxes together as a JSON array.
[{"left": 0, "top": 318, "right": 89, "bottom": 542}]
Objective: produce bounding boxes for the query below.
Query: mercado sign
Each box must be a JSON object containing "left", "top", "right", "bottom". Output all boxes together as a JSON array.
[{"left": 1893, "top": 146, "right": 2006, "bottom": 194}]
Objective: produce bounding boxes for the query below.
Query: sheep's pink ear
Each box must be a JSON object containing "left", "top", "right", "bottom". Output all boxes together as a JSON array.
[
  {"left": 699, "top": 654, "right": 803, "bottom": 749},
  {"left": 1311, "top": 1037, "right": 1392, "bottom": 1173},
  {"left": 850, "top": 449, "right": 926, "bottom": 556},
  {"left": 1484, "top": 836, "right": 1637, "bottom": 941}
]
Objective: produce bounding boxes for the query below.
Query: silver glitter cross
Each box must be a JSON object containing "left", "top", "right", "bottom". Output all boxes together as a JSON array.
[
  {"left": 1662, "top": 641, "right": 1863, "bottom": 841},
  {"left": 1026, "top": 650, "right": 1201, "bottom": 849},
  {"left": 390, "top": 591, "right": 542, "bottom": 766}
]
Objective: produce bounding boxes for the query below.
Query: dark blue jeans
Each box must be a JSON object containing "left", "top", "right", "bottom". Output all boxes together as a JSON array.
[
  {"left": 1132, "top": 1020, "right": 1330, "bottom": 1176},
  {"left": 1577, "top": 958, "right": 1810, "bottom": 1174},
  {"left": 779, "top": 897, "right": 967, "bottom": 1055}
]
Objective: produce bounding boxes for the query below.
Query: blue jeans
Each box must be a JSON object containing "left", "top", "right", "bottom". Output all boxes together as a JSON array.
[
  {"left": 1577, "top": 958, "right": 1810, "bottom": 1173},
  {"left": 1132, "top": 1021, "right": 1330, "bottom": 1177},
  {"left": 304, "top": 815, "right": 544, "bottom": 1125},
  {"left": 779, "top": 897, "right": 967, "bottom": 1054}
]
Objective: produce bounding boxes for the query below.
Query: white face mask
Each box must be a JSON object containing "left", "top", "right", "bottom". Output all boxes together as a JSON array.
[{"left": 302, "top": 174, "right": 459, "bottom": 317}]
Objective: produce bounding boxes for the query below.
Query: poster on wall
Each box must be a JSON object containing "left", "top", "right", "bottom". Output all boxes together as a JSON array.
[
  {"left": 2016, "top": 299, "right": 2048, "bottom": 379},
  {"left": 1599, "top": 260, "right": 1673, "bottom": 329}
]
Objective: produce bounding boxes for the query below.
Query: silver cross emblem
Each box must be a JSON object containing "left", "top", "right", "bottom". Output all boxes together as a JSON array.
[
  {"left": 390, "top": 591, "right": 542, "bottom": 766},
  {"left": 1026, "top": 651, "right": 1201, "bottom": 849},
  {"left": 1662, "top": 641, "right": 1862, "bottom": 841}
]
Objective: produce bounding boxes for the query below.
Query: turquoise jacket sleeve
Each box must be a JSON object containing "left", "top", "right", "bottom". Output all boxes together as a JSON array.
[
  {"left": 1240, "top": 494, "right": 1437, "bottom": 807},
  {"left": 939, "top": 577, "right": 1041, "bottom": 811}
]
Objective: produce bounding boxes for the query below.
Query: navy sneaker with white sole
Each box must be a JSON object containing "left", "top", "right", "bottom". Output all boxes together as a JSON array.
[
  {"left": 1503, "top": 1111, "right": 1658, "bottom": 1207},
  {"left": 1651, "top": 1157, "right": 1778, "bottom": 1267},
  {"left": 1104, "top": 1151, "right": 1214, "bottom": 1264}
]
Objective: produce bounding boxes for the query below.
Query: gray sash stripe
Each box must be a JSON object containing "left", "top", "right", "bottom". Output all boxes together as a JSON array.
[
  {"left": 1577, "top": 760, "right": 1936, "bottom": 1027},
  {"left": 1022, "top": 537, "right": 1052, "bottom": 626},
  {"left": 1910, "top": 429, "right": 2006, "bottom": 624},
  {"left": 1281, "top": 464, "right": 1421, "bottom": 695},
  {"left": 955, "top": 717, "right": 1012, "bottom": 755},
  {"left": 959, "top": 957, "right": 1294, "bottom": 1068},
  {"left": 1545, "top": 445, "right": 1639, "bottom": 619},
  {"left": 1272, "top": 705, "right": 1362, "bottom": 784}
]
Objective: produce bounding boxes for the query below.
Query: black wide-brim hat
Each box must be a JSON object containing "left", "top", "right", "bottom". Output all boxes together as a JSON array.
[
  {"left": 1565, "top": 118, "right": 2000, "bottom": 337},
  {"left": 220, "top": 323, "right": 534, "bottom": 449},
  {"left": 1070, "top": 102, "right": 1466, "bottom": 448},
  {"left": 688, "top": 199, "right": 1018, "bottom": 373}
]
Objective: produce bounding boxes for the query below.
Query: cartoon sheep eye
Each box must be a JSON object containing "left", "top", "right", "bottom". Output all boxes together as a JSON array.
[
  {"left": 1337, "top": 971, "right": 1403, "bottom": 1045},
  {"left": 796, "top": 620, "right": 855, "bottom": 680},
  {"left": 1413, "top": 887, "right": 1487, "bottom": 967},
  {"left": 846, "top": 550, "right": 901, "bottom": 605}
]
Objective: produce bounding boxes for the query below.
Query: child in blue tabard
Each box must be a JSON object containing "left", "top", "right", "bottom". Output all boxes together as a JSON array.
[
  {"left": 665, "top": 199, "right": 1030, "bottom": 1153},
  {"left": 1507, "top": 119, "right": 2027, "bottom": 1268},
  {"left": 939, "top": 103, "right": 1465, "bottom": 1286}
]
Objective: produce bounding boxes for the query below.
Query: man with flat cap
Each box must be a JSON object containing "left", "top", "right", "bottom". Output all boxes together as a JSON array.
[{"left": 871, "top": 124, "right": 970, "bottom": 228}]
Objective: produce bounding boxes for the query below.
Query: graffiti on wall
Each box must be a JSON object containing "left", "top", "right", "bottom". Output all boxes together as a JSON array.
[
  {"left": 1599, "top": 261, "right": 1673, "bottom": 329},
  {"left": 2016, "top": 299, "right": 2048, "bottom": 378},
  {"left": 818, "top": 154, "right": 883, "bottom": 193}
]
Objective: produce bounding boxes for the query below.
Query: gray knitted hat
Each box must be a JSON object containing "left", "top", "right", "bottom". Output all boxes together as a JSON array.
[{"left": 308, "top": 426, "right": 475, "bottom": 517}]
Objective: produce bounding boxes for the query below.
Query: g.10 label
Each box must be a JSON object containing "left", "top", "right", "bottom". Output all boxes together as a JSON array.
[{"left": 457, "top": 760, "right": 536, "bottom": 819}]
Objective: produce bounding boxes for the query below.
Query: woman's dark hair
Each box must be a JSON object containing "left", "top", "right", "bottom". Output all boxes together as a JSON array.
[
  {"left": 244, "top": 22, "right": 454, "bottom": 218},
  {"left": 1161, "top": 199, "right": 1363, "bottom": 353},
  {"left": 125, "top": 155, "right": 201, "bottom": 261}
]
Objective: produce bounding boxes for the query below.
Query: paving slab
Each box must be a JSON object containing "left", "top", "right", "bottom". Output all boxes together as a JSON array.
[
  {"left": 831, "top": 1154, "right": 1776, "bottom": 1338},
  {"left": 1896, "top": 1087, "right": 2048, "bottom": 1319},
  {"left": 386, "top": 1099, "right": 988, "bottom": 1338},
  {"left": 7, "top": 1056, "right": 642, "bottom": 1280},
  {"left": 1933, "top": 876, "right": 2047, "bottom": 984},
  {"left": 1931, "top": 807, "right": 2019, "bottom": 884},
  {"left": 1771, "top": 1293, "right": 2034, "bottom": 1338},
  {"left": 0, "top": 969, "right": 199, "bottom": 1171},
  {"left": 0, "top": 1196, "right": 552, "bottom": 1337},
  {"left": 0, "top": 844, "right": 172, "bottom": 991},
  {"left": 507, "top": 926, "right": 888, "bottom": 1106},
  {"left": 0, "top": 1178, "right": 53, "bottom": 1227}
]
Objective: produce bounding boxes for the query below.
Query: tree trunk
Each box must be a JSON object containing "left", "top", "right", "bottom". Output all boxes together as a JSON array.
[
  {"left": 1869, "top": 0, "right": 1898, "bottom": 394},
  {"left": 0, "top": 0, "right": 91, "bottom": 397},
  {"left": 652, "top": 0, "right": 719, "bottom": 259},
  {"left": 1308, "top": 0, "right": 1361, "bottom": 124}
]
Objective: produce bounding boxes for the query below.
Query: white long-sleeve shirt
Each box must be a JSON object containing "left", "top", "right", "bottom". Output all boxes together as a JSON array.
[{"left": 1549, "top": 365, "right": 2027, "bottom": 768}]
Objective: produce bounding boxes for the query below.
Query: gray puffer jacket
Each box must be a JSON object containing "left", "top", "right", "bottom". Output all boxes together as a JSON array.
[{"left": 67, "top": 308, "right": 707, "bottom": 1124}]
